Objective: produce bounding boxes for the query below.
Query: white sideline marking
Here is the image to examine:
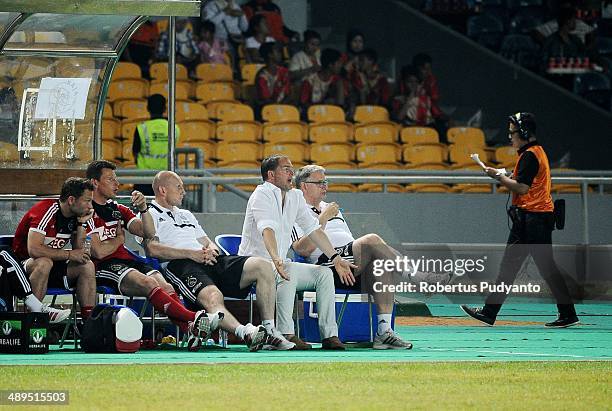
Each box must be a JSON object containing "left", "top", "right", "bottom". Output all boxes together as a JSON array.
[{"left": 421, "top": 347, "right": 585, "bottom": 358}]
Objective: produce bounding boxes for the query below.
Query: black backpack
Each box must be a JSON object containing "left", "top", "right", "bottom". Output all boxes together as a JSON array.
[{"left": 81, "top": 304, "right": 140, "bottom": 353}]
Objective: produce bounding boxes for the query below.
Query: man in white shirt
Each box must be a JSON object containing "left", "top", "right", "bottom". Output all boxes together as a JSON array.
[
  {"left": 202, "top": 0, "right": 248, "bottom": 41},
  {"left": 292, "top": 165, "right": 413, "bottom": 349},
  {"left": 141, "top": 171, "right": 295, "bottom": 351},
  {"left": 239, "top": 155, "right": 356, "bottom": 350}
]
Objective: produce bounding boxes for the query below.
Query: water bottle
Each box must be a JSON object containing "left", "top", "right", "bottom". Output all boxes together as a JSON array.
[{"left": 83, "top": 235, "right": 91, "bottom": 256}]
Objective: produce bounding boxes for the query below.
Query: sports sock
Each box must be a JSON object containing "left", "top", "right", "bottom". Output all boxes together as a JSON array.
[
  {"left": 234, "top": 324, "right": 248, "bottom": 340},
  {"left": 24, "top": 293, "right": 43, "bottom": 312},
  {"left": 169, "top": 292, "right": 182, "bottom": 303},
  {"left": 377, "top": 313, "right": 392, "bottom": 335},
  {"left": 262, "top": 319, "right": 275, "bottom": 334},
  {"left": 80, "top": 306, "right": 93, "bottom": 320},
  {"left": 148, "top": 287, "right": 195, "bottom": 323}
]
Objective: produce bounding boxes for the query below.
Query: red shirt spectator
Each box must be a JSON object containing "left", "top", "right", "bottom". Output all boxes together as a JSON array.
[{"left": 242, "top": 0, "right": 297, "bottom": 43}]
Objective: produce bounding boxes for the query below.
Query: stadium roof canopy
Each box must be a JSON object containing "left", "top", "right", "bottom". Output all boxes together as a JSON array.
[{"left": 0, "top": 0, "right": 198, "bottom": 179}]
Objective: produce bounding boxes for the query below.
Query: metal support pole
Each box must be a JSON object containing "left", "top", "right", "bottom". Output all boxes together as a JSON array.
[{"left": 168, "top": 16, "right": 176, "bottom": 172}]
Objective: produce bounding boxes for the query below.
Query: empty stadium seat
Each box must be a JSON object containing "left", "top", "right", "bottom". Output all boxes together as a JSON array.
[
  {"left": 354, "top": 105, "right": 391, "bottom": 123},
  {"left": 178, "top": 121, "right": 215, "bottom": 143},
  {"left": 175, "top": 102, "right": 209, "bottom": 123},
  {"left": 149, "top": 81, "right": 191, "bottom": 101},
  {"left": 196, "top": 82, "right": 235, "bottom": 104},
  {"left": 310, "top": 143, "right": 354, "bottom": 164},
  {"left": 177, "top": 139, "right": 216, "bottom": 162},
  {"left": 494, "top": 145, "right": 517, "bottom": 167},
  {"left": 196, "top": 63, "right": 234, "bottom": 83},
  {"left": 353, "top": 124, "right": 398, "bottom": 144},
  {"left": 400, "top": 126, "right": 443, "bottom": 146},
  {"left": 263, "top": 142, "right": 307, "bottom": 163},
  {"left": 216, "top": 122, "right": 261, "bottom": 142},
  {"left": 241, "top": 64, "right": 265, "bottom": 86},
  {"left": 309, "top": 123, "right": 353, "bottom": 144},
  {"left": 113, "top": 62, "right": 144, "bottom": 81},
  {"left": 307, "top": 104, "right": 347, "bottom": 123},
  {"left": 149, "top": 62, "right": 188, "bottom": 82},
  {"left": 403, "top": 144, "right": 446, "bottom": 166},
  {"left": 114, "top": 99, "right": 149, "bottom": 120},
  {"left": 216, "top": 141, "right": 261, "bottom": 165},
  {"left": 447, "top": 127, "right": 486, "bottom": 147},
  {"left": 107, "top": 79, "right": 148, "bottom": 102},
  {"left": 216, "top": 102, "right": 256, "bottom": 123},
  {"left": 449, "top": 145, "right": 488, "bottom": 167},
  {"left": 102, "top": 139, "right": 121, "bottom": 160},
  {"left": 355, "top": 143, "right": 400, "bottom": 167},
  {"left": 262, "top": 104, "right": 301, "bottom": 123},
  {"left": 103, "top": 102, "right": 114, "bottom": 120},
  {"left": 102, "top": 119, "right": 121, "bottom": 140},
  {"left": 263, "top": 123, "right": 306, "bottom": 143}
]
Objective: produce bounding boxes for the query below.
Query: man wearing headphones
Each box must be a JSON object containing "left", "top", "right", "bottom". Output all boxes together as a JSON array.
[{"left": 461, "top": 112, "right": 579, "bottom": 328}]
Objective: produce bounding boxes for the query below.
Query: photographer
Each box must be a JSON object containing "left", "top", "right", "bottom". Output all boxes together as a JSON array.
[{"left": 461, "top": 113, "right": 579, "bottom": 328}]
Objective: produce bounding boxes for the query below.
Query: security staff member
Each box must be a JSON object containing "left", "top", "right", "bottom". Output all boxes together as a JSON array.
[
  {"left": 461, "top": 112, "right": 579, "bottom": 328},
  {"left": 132, "top": 94, "right": 180, "bottom": 195}
]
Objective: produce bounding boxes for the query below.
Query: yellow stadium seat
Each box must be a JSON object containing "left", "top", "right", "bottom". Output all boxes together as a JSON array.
[
  {"left": 102, "top": 139, "right": 121, "bottom": 160},
  {"left": 262, "top": 104, "right": 301, "bottom": 123},
  {"left": 357, "top": 163, "right": 404, "bottom": 192},
  {"left": 177, "top": 139, "right": 216, "bottom": 161},
  {"left": 216, "top": 102, "right": 256, "bottom": 123},
  {"left": 216, "top": 141, "right": 261, "bottom": 165},
  {"left": 215, "top": 161, "right": 260, "bottom": 192},
  {"left": 263, "top": 123, "right": 306, "bottom": 143},
  {"left": 310, "top": 142, "right": 354, "bottom": 164},
  {"left": 113, "top": 62, "right": 144, "bottom": 81},
  {"left": 115, "top": 99, "right": 149, "bottom": 120},
  {"left": 495, "top": 145, "right": 517, "bottom": 167},
  {"left": 0, "top": 142, "right": 19, "bottom": 162},
  {"left": 196, "top": 63, "right": 233, "bottom": 83},
  {"left": 447, "top": 127, "right": 486, "bottom": 147},
  {"left": 400, "top": 127, "right": 441, "bottom": 145},
  {"left": 326, "top": 184, "right": 356, "bottom": 193},
  {"left": 307, "top": 105, "right": 346, "bottom": 124},
  {"left": 263, "top": 142, "right": 308, "bottom": 163},
  {"left": 176, "top": 102, "right": 209, "bottom": 123},
  {"left": 120, "top": 120, "right": 140, "bottom": 141},
  {"left": 403, "top": 144, "right": 446, "bottom": 166},
  {"left": 102, "top": 119, "right": 121, "bottom": 140},
  {"left": 404, "top": 163, "right": 449, "bottom": 192},
  {"left": 103, "top": 102, "right": 114, "bottom": 120},
  {"left": 551, "top": 168, "right": 581, "bottom": 193},
  {"left": 120, "top": 138, "right": 135, "bottom": 161},
  {"left": 149, "top": 62, "right": 188, "bottom": 82},
  {"left": 196, "top": 82, "right": 235, "bottom": 104},
  {"left": 241, "top": 64, "right": 265, "bottom": 85},
  {"left": 354, "top": 105, "right": 391, "bottom": 123},
  {"left": 178, "top": 121, "right": 215, "bottom": 143},
  {"left": 216, "top": 122, "right": 261, "bottom": 142},
  {"left": 149, "top": 81, "right": 191, "bottom": 101},
  {"left": 316, "top": 162, "right": 356, "bottom": 170},
  {"left": 449, "top": 144, "right": 487, "bottom": 167},
  {"left": 309, "top": 123, "right": 353, "bottom": 144},
  {"left": 355, "top": 143, "right": 401, "bottom": 167},
  {"left": 107, "top": 79, "right": 148, "bottom": 102},
  {"left": 353, "top": 124, "right": 397, "bottom": 144}
]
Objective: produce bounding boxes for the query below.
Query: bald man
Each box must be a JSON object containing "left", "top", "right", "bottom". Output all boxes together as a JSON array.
[{"left": 141, "top": 171, "right": 295, "bottom": 351}]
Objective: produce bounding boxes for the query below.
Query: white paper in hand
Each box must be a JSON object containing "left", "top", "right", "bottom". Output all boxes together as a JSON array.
[{"left": 470, "top": 153, "right": 508, "bottom": 176}]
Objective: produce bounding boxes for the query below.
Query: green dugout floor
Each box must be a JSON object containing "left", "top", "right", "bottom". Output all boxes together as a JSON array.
[{"left": 0, "top": 304, "right": 610, "bottom": 365}]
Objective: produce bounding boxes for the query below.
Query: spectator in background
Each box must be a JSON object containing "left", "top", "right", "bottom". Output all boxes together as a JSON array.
[
  {"left": 354, "top": 48, "right": 391, "bottom": 107},
  {"left": 541, "top": 6, "right": 587, "bottom": 64},
  {"left": 123, "top": 20, "right": 159, "bottom": 78},
  {"left": 343, "top": 29, "right": 365, "bottom": 76},
  {"left": 413, "top": 52, "right": 449, "bottom": 141},
  {"left": 289, "top": 30, "right": 321, "bottom": 82},
  {"left": 392, "top": 65, "right": 434, "bottom": 127},
  {"left": 245, "top": 14, "right": 276, "bottom": 63},
  {"left": 242, "top": 0, "right": 298, "bottom": 43},
  {"left": 198, "top": 20, "right": 229, "bottom": 64},
  {"left": 255, "top": 42, "right": 292, "bottom": 115},
  {"left": 202, "top": 0, "right": 248, "bottom": 76},
  {"left": 132, "top": 94, "right": 180, "bottom": 196},
  {"left": 300, "top": 48, "right": 346, "bottom": 114},
  {"left": 533, "top": 2, "right": 595, "bottom": 50},
  {"left": 155, "top": 18, "right": 200, "bottom": 75}
]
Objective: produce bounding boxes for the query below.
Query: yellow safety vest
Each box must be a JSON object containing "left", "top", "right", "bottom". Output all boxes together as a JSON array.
[{"left": 136, "top": 118, "right": 180, "bottom": 170}]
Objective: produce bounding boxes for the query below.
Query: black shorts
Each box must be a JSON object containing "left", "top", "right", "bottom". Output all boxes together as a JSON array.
[
  {"left": 316, "top": 242, "right": 361, "bottom": 291},
  {"left": 96, "top": 258, "right": 158, "bottom": 294},
  {"left": 165, "top": 255, "right": 250, "bottom": 305},
  {"left": 23, "top": 258, "right": 73, "bottom": 291}
]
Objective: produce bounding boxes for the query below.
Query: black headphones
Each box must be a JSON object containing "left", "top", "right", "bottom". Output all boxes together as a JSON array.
[{"left": 509, "top": 112, "right": 530, "bottom": 141}]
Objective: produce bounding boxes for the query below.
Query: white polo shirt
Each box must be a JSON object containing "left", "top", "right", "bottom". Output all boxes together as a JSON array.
[
  {"left": 238, "top": 182, "right": 320, "bottom": 261},
  {"left": 291, "top": 201, "right": 355, "bottom": 262},
  {"left": 145, "top": 200, "right": 207, "bottom": 251}
]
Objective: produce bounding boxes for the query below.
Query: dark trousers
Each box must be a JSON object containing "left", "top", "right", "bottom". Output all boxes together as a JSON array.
[{"left": 484, "top": 209, "right": 576, "bottom": 318}]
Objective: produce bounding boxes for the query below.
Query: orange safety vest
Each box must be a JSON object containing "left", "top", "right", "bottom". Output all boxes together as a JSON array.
[{"left": 512, "top": 145, "right": 554, "bottom": 212}]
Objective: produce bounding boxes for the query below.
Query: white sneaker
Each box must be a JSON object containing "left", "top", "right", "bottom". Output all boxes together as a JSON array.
[
  {"left": 190, "top": 310, "right": 224, "bottom": 340},
  {"left": 373, "top": 329, "right": 413, "bottom": 350},
  {"left": 262, "top": 328, "right": 296, "bottom": 350},
  {"left": 40, "top": 304, "right": 71, "bottom": 324},
  {"left": 244, "top": 324, "right": 267, "bottom": 352}
]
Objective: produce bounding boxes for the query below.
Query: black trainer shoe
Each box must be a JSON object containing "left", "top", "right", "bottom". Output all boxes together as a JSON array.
[
  {"left": 460, "top": 305, "right": 496, "bottom": 326},
  {"left": 545, "top": 315, "right": 580, "bottom": 328}
]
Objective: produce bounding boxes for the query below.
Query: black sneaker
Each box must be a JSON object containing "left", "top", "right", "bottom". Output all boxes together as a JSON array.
[
  {"left": 545, "top": 315, "right": 580, "bottom": 328},
  {"left": 460, "top": 305, "right": 496, "bottom": 326}
]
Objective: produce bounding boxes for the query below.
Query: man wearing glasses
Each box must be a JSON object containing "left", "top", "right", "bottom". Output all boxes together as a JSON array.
[
  {"left": 291, "top": 165, "right": 413, "bottom": 349},
  {"left": 461, "top": 112, "right": 579, "bottom": 328},
  {"left": 239, "top": 155, "right": 356, "bottom": 350}
]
